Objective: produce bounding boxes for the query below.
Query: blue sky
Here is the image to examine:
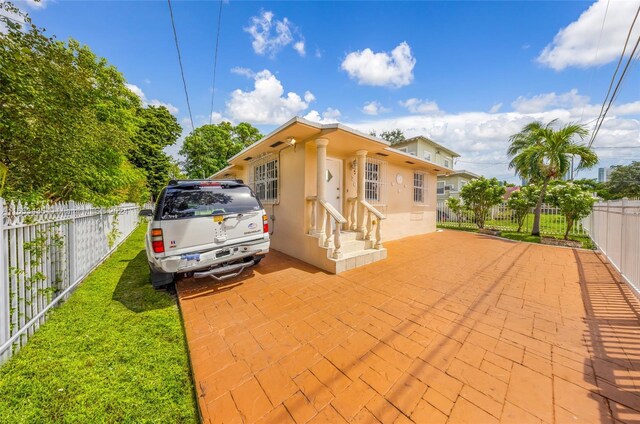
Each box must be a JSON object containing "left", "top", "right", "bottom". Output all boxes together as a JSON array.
[{"left": 12, "top": 0, "right": 640, "bottom": 181}]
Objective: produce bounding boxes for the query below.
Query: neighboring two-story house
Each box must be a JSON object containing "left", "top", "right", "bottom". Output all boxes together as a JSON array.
[
  {"left": 392, "top": 136, "right": 460, "bottom": 169},
  {"left": 436, "top": 170, "right": 480, "bottom": 201}
]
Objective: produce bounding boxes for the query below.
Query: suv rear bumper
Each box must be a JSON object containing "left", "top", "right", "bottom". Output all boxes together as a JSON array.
[{"left": 151, "top": 239, "right": 270, "bottom": 274}]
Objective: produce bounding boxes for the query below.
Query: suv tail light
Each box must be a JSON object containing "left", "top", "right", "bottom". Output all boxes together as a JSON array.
[
  {"left": 151, "top": 228, "right": 165, "bottom": 253},
  {"left": 263, "top": 214, "right": 269, "bottom": 233}
]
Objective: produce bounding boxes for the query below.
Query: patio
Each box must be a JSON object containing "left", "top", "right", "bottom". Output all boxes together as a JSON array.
[{"left": 177, "top": 230, "right": 640, "bottom": 423}]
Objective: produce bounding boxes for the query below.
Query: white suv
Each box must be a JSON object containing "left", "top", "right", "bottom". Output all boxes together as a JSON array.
[{"left": 139, "top": 180, "right": 270, "bottom": 288}]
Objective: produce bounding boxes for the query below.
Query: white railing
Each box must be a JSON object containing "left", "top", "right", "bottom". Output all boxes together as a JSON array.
[
  {"left": 306, "top": 196, "right": 347, "bottom": 258},
  {"left": 0, "top": 199, "right": 144, "bottom": 364},
  {"left": 585, "top": 199, "right": 640, "bottom": 295},
  {"left": 436, "top": 200, "right": 587, "bottom": 236},
  {"left": 345, "top": 197, "right": 385, "bottom": 249},
  {"left": 360, "top": 200, "right": 385, "bottom": 249}
]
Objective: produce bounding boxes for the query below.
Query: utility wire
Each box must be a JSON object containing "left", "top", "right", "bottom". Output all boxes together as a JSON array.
[
  {"left": 590, "top": 36, "right": 640, "bottom": 146},
  {"left": 580, "top": 0, "right": 610, "bottom": 122},
  {"left": 167, "top": 0, "right": 195, "bottom": 131},
  {"left": 209, "top": 0, "right": 224, "bottom": 125},
  {"left": 589, "top": 4, "right": 640, "bottom": 147}
]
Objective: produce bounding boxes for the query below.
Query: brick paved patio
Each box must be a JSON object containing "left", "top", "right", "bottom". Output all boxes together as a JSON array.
[{"left": 177, "top": 230, "right": 640, "bottom": 423}]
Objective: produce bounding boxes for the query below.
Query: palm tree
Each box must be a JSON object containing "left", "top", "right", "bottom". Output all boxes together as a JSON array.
[{"left": 508, "top": 120, "right": 597, "bottom": 236}]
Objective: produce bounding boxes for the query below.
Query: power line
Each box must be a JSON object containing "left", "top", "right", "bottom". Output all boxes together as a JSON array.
[
  {"left": 167, "top": 0, "right": 195, "bottom": 131},
  {"left": 593, "top": 146, "right": 640, "bottom": 149},
  {"left": 580, "top": 0, "right": 610, "bottom": 122},
  {"left": 589, "top": 4, "right": 640, "bottom": 147},
  {"left": 209, "top": 0, "right": 224, "bottom": 125}
]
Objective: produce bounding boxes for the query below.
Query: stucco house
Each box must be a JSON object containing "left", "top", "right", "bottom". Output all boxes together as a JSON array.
[
  {"left": 436, "top": 170, "right": 480, "bottom": 201},
  {"left": 211, "top": 117, "right": 454, "bottom": 273},
  {"left": 391, "top": 135, "right": 460, "bottom": 169}
]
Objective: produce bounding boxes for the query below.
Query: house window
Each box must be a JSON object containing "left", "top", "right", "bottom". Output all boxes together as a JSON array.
[
  {"left": 365, "top": 157, "right": 386, "bottom": 204},
  {"left": 437, "top": 181, "right": 445, "bottom": 195},
  {"left": 423, "top": 152, "right": 432, "bottom": 161},
  {"left": 250, "top": 155, "right": 278, "bottom": 203},
  {"left": 444, "top": 158, "right": 450, "bottom": 168},
  {"left": 414, "top": 172, "right": 425, "bottom": 204}
]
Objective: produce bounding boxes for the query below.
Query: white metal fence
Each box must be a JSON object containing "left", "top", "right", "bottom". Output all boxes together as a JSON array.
[
  {"left": 0, "top": 199, "right": 143, "bottom": 364},
  {"left": 436, "top": 199, "right": 587, "bottom": 236},
  {"left": 584, "top": 199, "right": 640, "bottom": 295}
]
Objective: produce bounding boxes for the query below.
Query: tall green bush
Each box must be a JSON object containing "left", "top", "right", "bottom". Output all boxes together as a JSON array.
[
  {"left": 547, "top": 182, "right": 595, "bottom": 240},
  {"left": 460, "top": 177, "right": 506, "bottom": 229}
]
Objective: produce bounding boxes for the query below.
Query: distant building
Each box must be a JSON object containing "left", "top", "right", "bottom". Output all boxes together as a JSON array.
[
  {"left": 437, "top": 170, "right": 480, "bottom": 201},
  {"left": 598, "top": 167, "right": 612, "bottom": 183},
  {"left": 392, "top": 136, "right": 460, "bottom": 170}
]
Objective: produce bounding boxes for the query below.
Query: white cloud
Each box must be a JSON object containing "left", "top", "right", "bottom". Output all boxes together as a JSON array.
[
  {"left": 18, "top": 0, "right": 48, "bottom": 9},
  {"left": 293, "top": 41, "right": 305, "bottom": 57},
  {"left": 489, "top": 103, "right": 503, "bottom": 114},
  {"left": 244, "top": 10, "right": 305, "bottom": 58},
  {"left": 341, "top": 42, "right": 416, "bottom": 88},
  {"left": 400, "top": 98, "right": 441, "bottom": 114},
  {"left": 538, "top": 0, "right": 640, "bottom": 70},
  {"left": 512, "top": 89, "right": 589, "bottom": 113},
  {"left": 304, "top": 108, "right": 341, "bottom": 124},
  {"left": 347, "top": 89, "right": 640, "bottom": 181},
  {"left": 231, "top": 67, "right": 255, "bottom": 78},
  {"left": 125, "top": 83, "right": 179, "bottom": 115},
  {"left": 315, "top": 48, "right": 322, "bottom": 59},
  {"left": 226, "top": 69, "right": 314, "bottom": 124},
  {"left": 362, "top": 101, "right": 390, "bottom": 116}
]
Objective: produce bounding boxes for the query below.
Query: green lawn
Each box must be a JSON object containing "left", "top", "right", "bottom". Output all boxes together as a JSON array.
[
  {"left": 438, "top": 225, "right": 594, "bottom": 249},
  {"left": 439, "top": 211, "right": 587, "bottom": 237},
  {"left": 0, "top": 225, "right": 198, "bottom": 423}
]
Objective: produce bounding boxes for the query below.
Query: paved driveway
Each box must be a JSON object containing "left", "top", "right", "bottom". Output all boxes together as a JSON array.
[{"left": 177, "top": 230, "right": 640, "bottom": 423}]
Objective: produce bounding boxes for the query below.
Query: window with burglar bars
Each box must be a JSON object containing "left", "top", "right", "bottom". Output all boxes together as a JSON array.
[
  {"left": 365, "top": 157, "right": 386, "bottom": 204},
  {"left": 414, "top": 172, "right": 425, "bottom": 204},
  {"left": 250, "top": 155, "right": 278, "bottom": 203}
]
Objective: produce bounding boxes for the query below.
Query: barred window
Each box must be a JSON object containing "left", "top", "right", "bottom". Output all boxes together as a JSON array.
[
  {"left": 250, "top": 156, "right": 278, "bottom": 203},
  {"left": 365, "top": 157, "right": 386, "bottom": 204},
  {"left": 414, "top": 172, "right": 425, "bottom": 204}
]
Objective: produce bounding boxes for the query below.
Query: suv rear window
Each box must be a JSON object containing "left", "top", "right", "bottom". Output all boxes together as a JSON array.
[{"left": 160, "top": 186, "right": 262, "bottom": 220}]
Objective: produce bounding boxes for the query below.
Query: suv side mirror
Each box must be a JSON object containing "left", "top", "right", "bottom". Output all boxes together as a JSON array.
[{"left": 139, "top": 209, "right": 153, "bottom": 217}]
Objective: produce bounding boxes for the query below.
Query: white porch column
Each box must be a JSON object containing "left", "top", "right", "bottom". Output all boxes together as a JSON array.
[
  {"left": 316, "top": 139, "right": 329, "bottom": 245},
  {"left": 356, "top": 150, "right": 367, "bottom": 232},
  {"left": 316, "top": 139, "right": 329, "bottom": 201}
]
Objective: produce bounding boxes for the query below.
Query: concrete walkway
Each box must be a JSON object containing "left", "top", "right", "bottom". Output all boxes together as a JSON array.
[{"left": 177, "top": 230, "right": 640, "bottom": 423}]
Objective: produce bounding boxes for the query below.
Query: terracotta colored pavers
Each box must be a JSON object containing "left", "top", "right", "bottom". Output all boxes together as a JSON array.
[{"left": 176, "top": 230, "right": 640, "bottom": 423}]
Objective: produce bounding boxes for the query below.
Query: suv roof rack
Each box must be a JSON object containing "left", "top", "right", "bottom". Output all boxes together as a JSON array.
[{"left": 168, "top": 179, "right": 244, "bottom": 186}]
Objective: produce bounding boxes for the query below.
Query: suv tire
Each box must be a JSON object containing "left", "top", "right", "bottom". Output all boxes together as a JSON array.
[{"left": 149, "top": 266, "right": 174, "bottom": 289}]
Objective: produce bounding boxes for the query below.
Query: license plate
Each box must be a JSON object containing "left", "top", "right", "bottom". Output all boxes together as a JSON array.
[
  {"left": 216, "top": 249, "right": 231, "bottom": 258},
  {"left": 213, "top": 215, "right": 224, "bottom": 223}
]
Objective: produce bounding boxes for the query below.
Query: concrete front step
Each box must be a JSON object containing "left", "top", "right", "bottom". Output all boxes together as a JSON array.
[
  {"left": 331, "top": 248, "right": 388, "bottom": 273},
  {"left": 305, "top": 231, "right": 385, "bottom": 274},
  {"left": 336, "top": 239, "right": 374, "bottom": 254}
]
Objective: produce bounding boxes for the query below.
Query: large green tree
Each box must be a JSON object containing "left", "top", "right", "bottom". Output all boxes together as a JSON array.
[
  {"left": 460, "top": 177, "right": 506, "bottom": 229},
  {"left": 607, "top": 162, "right": 640, "bottom": 199},
  {"left": 128, "top": 106, "right": 182, "bottom": 199},
  {"left": 0, "top": 5, "right": 147, "bottom": 205},
  {"left": 507, "top": 120, "right": 597, "bottom": 236},
  {"left": 547, "top": 182, "right": 595, "bottom": 240},
  {"left": 370, "top": 129, "right": 406, "bottom": 145},
  {"left": 180, "top": 122, "right": 262, "bottom": 178}
]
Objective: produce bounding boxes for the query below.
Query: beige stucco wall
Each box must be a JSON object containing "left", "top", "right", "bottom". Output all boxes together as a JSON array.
[{"left": 233, "top": 138, "right": 438, "bottom": 269}]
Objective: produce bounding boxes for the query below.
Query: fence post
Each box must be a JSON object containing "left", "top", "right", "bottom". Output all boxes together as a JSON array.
[
  {"left": 0, "top": 199, "right": 8, "bottom": 362},
  {"left": 67, "top": 201, "right": 77, "bottom": 286},
  {"left": 620, "top": 198, "right": 627, "bottom": 273}
]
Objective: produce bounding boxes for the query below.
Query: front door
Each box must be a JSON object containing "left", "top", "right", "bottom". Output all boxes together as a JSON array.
[{"left": 326, "top": 158, "right": 343, "bottom": 215}]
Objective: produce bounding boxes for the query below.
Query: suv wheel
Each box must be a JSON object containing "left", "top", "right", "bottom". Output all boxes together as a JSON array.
[{"left": 149, "top": 266, "right": 175, "bottom": 289}]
